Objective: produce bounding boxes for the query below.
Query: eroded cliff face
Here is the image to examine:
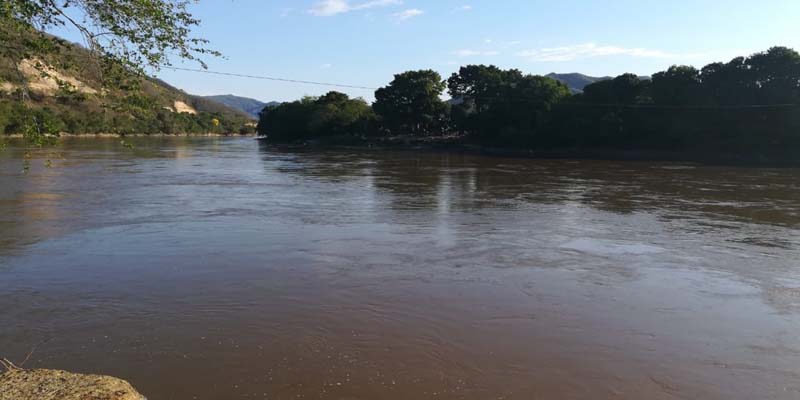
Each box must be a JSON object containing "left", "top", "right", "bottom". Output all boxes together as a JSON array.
[{"left": 16, "top": 59, "right": 100, "bottom": 96}]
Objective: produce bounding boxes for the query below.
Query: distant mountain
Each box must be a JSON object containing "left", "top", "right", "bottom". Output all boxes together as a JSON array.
[
  {"left": 148, "top": 81, "right": 254, "bottom": 120},
  {"left": 203, "top": 95, "right": 280, "bottom": 119},
  {"left": 546, "top": 73, "right": 611, "bottom": 93}
]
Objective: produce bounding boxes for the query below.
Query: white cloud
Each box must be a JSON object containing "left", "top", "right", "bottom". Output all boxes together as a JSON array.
[
  {"left": 452, "top": 49, "right": 500, "bottom": 57},
  {"left": 459, "top": 5, "right": 473, "bottom": 11},
  {"left": 309, "top": 0, "right": 402, "bottom": 17},
  {"left": 309, "top": 0, "right": 348, "bottom": 16},
  {"left": 353, "top": 0, "right": 403, "bottom": 11},
  {"left": 320, "top": 63, "right": 333, "bottom": 69},
  {"left": 280, "top": 8, "right": 293, "bottom": 18},
  {"left": 392, "top": 8, "right": 424, "bottom": 21},
  {"left": 515, "top": 43, "right": 683, "bottom": 62}
]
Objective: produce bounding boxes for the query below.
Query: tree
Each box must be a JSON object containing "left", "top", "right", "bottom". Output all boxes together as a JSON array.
[
  {"left": 0, "top": 101, "right": 12, "bottom": 134},
  {"left": 746, "top": 46, "right": 800, "bottom": 104},
  {"left": 258, "top": 91, "right": 375, "bottom": 143},
  {"left": 447, "top": 65, "right": 571, "bottom": 145},
  {"left": 1, "top": 1, "right": 215, "bottom": 74},
  {"left": 583, "top": 73, "right": 649, "bottom": 104},
  {"left": 310, "top": 91, "right": 375, "bottom": 137},
  {"left": 373, "top": 70, "right": 448, "bottom": 136},
  {"left": 650, "top": 65, "right": 702, "bottom": 105},
  {"left": 447, "top": 65, "right": 510, "bottom": 116}
]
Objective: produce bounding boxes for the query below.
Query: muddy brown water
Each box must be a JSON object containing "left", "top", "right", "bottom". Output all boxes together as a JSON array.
[{"left": 1, "top": 137, "right": 799, "bottom": 399}]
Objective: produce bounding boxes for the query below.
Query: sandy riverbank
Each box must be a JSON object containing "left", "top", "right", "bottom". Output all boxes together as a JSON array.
[
  {"left": 0, "top": 362, "right": 145, "bottom": 400},
  {"left": 2, "top": 132, "right": 254, "bottom": 138}
]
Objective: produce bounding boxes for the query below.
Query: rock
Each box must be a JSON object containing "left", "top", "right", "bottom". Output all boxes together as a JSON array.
[
  {"left": 0, "top": 367, "right": 146, "bottom": 400},
  {"left": 172, "top": 100, "right": 198, "bottom": 115},
  {"left": 18, "top": 58, "right": 99, "bottom": 96}
]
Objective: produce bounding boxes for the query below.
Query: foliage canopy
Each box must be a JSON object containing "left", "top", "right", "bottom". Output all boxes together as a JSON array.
[
  {"left": 373, "top": 70, "right": 449, "bottom": 136},
  {"left": 258, "top": 46, "right": 800, "bottom": 163},
  {"left": 257, "top": 92, "right": 375, "bottom": 143}
]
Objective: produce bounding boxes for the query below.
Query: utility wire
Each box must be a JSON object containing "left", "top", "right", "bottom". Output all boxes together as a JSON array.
[
  {"left": 555, "top": 102, "right": 800, "bottom": 109},
  {"left": 163, "top": 67, "right": 800, "bottom": 109},
  {"left": 164, "top": 66, "right": 380, "bottom": 91}
]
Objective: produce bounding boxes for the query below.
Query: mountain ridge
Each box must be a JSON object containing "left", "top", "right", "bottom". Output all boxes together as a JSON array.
[
  {"left": 203, "top": 94, "right": 281, "bottom": 119},
  {"left": 546, "top": 73, "right": 611, "bottom": 93}
]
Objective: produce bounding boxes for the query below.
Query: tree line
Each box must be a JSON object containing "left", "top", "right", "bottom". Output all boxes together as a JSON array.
[
  {"left": 0, "top": 96, "right": 255, "bottom": 136},
  {"left": 258, "top": 46, "right": 800, "bottom": 161}
]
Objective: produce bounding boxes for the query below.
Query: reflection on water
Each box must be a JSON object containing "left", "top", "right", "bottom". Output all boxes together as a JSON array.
[{"left": 1, "top": 137, "right": 799, "bottom": 399}]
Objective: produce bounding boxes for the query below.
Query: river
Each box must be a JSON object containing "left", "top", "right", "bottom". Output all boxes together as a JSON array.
[{"left": 1, "top": 137, "right": 799, "bottom": 399}]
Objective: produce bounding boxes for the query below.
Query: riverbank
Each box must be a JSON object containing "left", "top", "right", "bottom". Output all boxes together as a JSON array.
[
  {"left": 3, "top": 132, "right": 796, "bottom": 167},
  {"left": 0, "top": 362, "right": 145, "bottom": 400},
  {"left": 2, "top": 132, "right": 254, "bottom": 138},
  {"left": 260, "top": 135, "right": 800, "bottom": 167}
]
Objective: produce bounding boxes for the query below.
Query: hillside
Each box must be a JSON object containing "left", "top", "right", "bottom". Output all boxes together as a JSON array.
[
  {"left": 203, "top": 95, "right": 280, "bottom": 119},
  {"left": 149, "top": 80, "right": 255, "bottom": 120},
  {"left": 0, "top": 39, "right": 254, "bottom": 136},
  {"left": 546, "top": 73, "right": 611, "bottom": 93}
]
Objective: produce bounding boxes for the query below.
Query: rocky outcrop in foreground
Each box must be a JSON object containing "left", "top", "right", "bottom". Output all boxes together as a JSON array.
[{"left": 0, "top": 364, "right": 145, "bottom": 400}]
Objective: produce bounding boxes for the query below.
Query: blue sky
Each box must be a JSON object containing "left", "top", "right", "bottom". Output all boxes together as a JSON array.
[{"left": 64, "top": 0, "right": 800, "bottom": 102}]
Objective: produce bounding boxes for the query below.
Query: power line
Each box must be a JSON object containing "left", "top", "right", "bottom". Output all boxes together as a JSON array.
[
  {"left": 553, "top": 102, "right": 800, "bottom": 110},
  {"left": 164, "top": 66, "right": 379, "bottom": 91},
  {"left": 596, "top": 103, "right": 797, "bottom": 109},
  {"left": 163, "top": 67, "right": 800, "bottom": 109}
]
